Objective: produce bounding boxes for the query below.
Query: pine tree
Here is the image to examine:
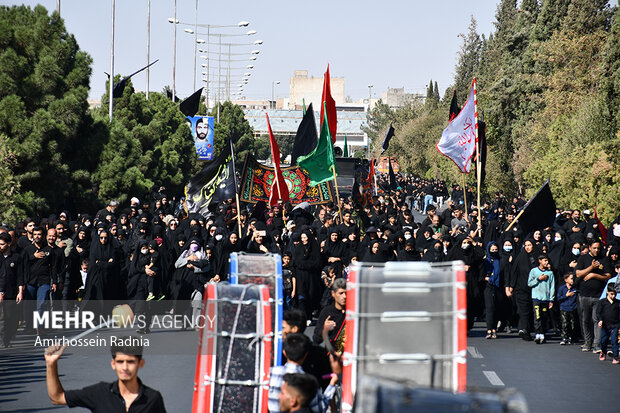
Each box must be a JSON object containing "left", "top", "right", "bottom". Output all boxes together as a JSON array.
[
  {"left": 454, "top": 16, "right": 482, "bottom": 100},
  {"left": 0, "top": 5, "right": 95, "bottom": 216},
  {"left": 426, "top": 79, "right": 434, "bottom": 101}
]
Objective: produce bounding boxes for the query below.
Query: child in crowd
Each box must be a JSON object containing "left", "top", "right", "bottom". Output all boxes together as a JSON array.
[
  {"left": 595, "top": 284, "right": 619, "bottom": 364},
  {"left": 556, "top": 273, "right": 578, "bottom": 345},
  {"left": 145, "top": 242, "right": 160, "bottom": 301},
  {"left": 528, "top": 254, "right": 555, "bottom": 344},
  {"left": 282, "top": 252, "right": 296, "bottom": 310}
]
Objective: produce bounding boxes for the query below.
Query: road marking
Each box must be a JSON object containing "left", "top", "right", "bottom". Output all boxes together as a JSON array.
[
  {"left": 467, "top": 346, "right": 483, "bottom": 358},
  {"left": 483, "top": 370, "right": 505, "bottom": 386}
]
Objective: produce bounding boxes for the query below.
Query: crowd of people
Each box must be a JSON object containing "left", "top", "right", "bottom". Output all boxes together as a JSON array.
[{"left": 1, "top": 172, "right": 619, "bottom": 378}]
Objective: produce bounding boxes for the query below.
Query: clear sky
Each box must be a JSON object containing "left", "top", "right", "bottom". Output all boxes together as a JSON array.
[{"left": 12, "top": 1, "right": 506, "bottom": 102}]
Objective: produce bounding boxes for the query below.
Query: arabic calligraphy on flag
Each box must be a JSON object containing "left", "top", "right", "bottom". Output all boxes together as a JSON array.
[{"left": 436, "top": 79, "right": 477, "bottom": 173}]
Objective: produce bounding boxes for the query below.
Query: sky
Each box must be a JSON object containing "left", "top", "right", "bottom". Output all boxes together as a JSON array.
[{"left": 11, "top": 0, "right": 505, "bottom": 102}]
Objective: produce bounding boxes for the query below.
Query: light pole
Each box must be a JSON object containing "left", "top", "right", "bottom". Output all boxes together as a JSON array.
[
  {"left": 146, "top": 0, "right": 150, "bottom": 100},
  {"left": 271, "top": 81, "right": 280, "bottom": 109},
  {"left": 109, "top": 0, "right": 115, "bottom": 121},
  {"left": 181, "top": 21, "right": 251, "bottom": 109},
  {"left": 167, "top": 10, "right": 179, "bottom": 102},
  {"left": 367, "top": 85, "right": 373, "bottom": 157},
  {"left": 173, "top": 0, "right": 177, "bottom": 101}
]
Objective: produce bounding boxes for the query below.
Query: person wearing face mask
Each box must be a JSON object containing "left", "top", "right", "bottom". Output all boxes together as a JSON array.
[
  {"left": 608, "top": 222, "right": 620, "bottom": 250},
  {"left": 447, "top": 236, "right": 485, "bottom": 330},
  {"left": 169, "top": 238, "right": 210, "bottom": 321},
  {"left": 498, "top": 239, "right": 517, "bottom": 332},
  {"left": 483, "top": 242, "right": 502, "bottom": 339},
  {"left": 508, "top": 239, "right": 538, "bottom": 341},
  {"left": 415, "top": 227, "right": 434, "bottom": 255},
  {"left": 421, "top": 239, "right": 443, "bottom": 262},
  {"left": 559, "top": 242, "right": 582, "bottom": 276},
  {"left": 83, "top": 229, "right": 120, "bottom": 316}
]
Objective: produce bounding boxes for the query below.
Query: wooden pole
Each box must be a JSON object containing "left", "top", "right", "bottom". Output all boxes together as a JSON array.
[
  {"left": 505, "top": 208, "right": 525, "bottom": 232},
  {"left": 332, "top": 165, "right": 343, "bottom": 223},
  {"left": 373, "top": 171, "right": 378, "bottom": 196},
  {"left": 474, "top": 78, "right": 482, "bottom": 236},
  {"left": 462, "top": 173, "right": 468, "bottom": 218},
  {"left": 235, "top": 193, "right": 242, "bottom": 238}
]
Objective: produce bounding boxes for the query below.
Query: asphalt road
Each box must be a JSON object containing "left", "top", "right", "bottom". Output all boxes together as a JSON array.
[
  {"left": 466, "top": 322, "right": 619, "bottom": 412},
  {"left": 0, "top": 326, "right": 198, "bottom": 412},
  {"left": 3, "top": 206, "right": 617, "bottom": 412}
]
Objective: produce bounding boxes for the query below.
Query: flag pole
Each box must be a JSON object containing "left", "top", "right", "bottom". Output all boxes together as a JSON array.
[
  {"left": 474, "top": 78, "right": 482, "bottom": 236},
  {"left": 505, "top": 208, "right": 525, "bottom": 232},
  {"left": 332, "top": 164, "right": 343, "bottom": 223},
  {"left": 462, "top": 174, "right": 468, "bottom": 218},
  {"left": 267, "top": 114, "right": 284, "bottom": 205},
  {"left": 229, "top": 134, "right": 242, "bottom": 238}
]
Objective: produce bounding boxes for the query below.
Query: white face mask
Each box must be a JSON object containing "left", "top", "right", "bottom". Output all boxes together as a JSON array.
[
  {"left": 215, "top": 234, "right": 223, "bottom": 241},
  {"left": 404, "top": 233, "right": 412, "bottom": 240},
  {"left": 140, "top": 248, "right": 149, "bottom": 255},
  {"left": 555, "top": 235, "right": 562, "bottom": 242},
  {"left": 614, "top": 226, "right": 620, "bottom": 237},
  {"left": 572, "top": 248, "right": 580, "bottom": 256}
]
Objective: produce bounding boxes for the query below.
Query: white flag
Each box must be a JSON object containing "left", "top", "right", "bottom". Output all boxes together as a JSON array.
[{"left": 436, "top": 79, "right": 477, "bottom": 173}]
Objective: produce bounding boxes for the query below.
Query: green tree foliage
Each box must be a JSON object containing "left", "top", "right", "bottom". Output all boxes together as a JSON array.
[
  {"left": 454, "top": 16, "right": 483, "bottom": 100},
  {"left": 0, "top": 5, "right": 97, "bottom": 218},
  {"left": 92, "top": 79, "right": 197, "bottom": 204},
  {"left": 209, "top": 101, "right": 269, "bottom": 166},
  {"left": 366, "top": 1, "right": 620, "bottom": 223},
  {"left": 0, "top": 134, "right": 23, "bottom": 224}
]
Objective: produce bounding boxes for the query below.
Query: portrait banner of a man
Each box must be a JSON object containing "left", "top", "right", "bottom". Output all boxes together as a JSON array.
[{"left": 186, "top": 115, "right": 214, "bottom": 160}]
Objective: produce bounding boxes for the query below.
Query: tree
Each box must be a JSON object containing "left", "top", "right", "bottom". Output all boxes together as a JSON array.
[
  {"left": 0, "top": 134, "right": 23, "bottom": 224},
  {"left": 209, "top": 100, "right": 269, "bottom": 166},
  {"left": 0, "top": 5, "right": 96, "bottom": 217},
  {"left": 453, "top": 16, "right": 482, "bottom": 100},
  {"left": 361, "top": 99, "right": 394, "bottom": 154},
  {"left": 92, "top": 78, "right": 197, "bottom": 204},
  {"left": 599, "top": 7, "right": 620, "bottom": 131}
]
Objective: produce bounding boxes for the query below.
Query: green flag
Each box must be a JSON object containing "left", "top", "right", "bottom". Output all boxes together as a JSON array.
[
  {"left": 343, "top": 134, "right": 349, "bottom": 157},
  {"left": 298, "top": 105, "right": 337, "bottom": 186}
]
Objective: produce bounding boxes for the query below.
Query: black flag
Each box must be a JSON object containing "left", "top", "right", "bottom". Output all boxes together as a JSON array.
[
  {"left": 186, "top": 137, "right": 235, "bottom": 217},
  {"left": 179, "top": 88, "right": 204, "bottom": 117},
  {"left": 112, "top": 60, "right": 159, "bottom": 98},
  {"left": 166, "top": 89, "right": 180, "bottom": 103},
  {"left": 449, "top": 90, "right": 459, "bottom": 121},
  {"left": 517, "top": 180, "right": 556, "bottom": 236},
  {"left": 388, "top": 157, "right": 398, "bottom": 191},
  {"left": 291, "top": 103, "right": 318, "bottom": 165},
  {"left": 381, "top": 123, "right": 395, "bottom": 154}
]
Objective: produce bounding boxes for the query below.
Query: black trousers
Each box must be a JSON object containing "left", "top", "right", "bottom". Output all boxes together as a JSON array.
[
  {"left": 0, "top": 299, "right": 19, "bottom": 346},
  {"left": 514, "top": 289, "right": 532, "bottom": 333},
  {"left": 533, "top": 300, "right": 551, "bottom": 335},
  {"left": 484, "top": 284, "right": 499, "bottom": 331}
]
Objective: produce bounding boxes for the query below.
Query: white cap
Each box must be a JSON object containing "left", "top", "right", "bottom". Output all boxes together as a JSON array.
[
  {"left": 583, "top": 209, "right": 591, "bottom": 215},
  {"left": 130, "top": 197, "right": 140, "bottom": 205}
]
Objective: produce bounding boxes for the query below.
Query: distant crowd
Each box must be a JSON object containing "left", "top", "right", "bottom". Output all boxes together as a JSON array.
[{"left": 1, "top": 173, "right": 619, "bottom": 372}]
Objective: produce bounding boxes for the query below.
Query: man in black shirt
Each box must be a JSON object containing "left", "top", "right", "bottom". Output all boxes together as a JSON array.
[
  {"left": 45, "top": 337, "right": 166, "bottom": 412},
  {"left": 338, "top": 210, "right": 359, "bottom": 239},
  {"left": 313, "top": 278, "right": 346, "bottom": 351},
  {"left": 0, "top": 232, "right": 24, "bottom": 347},
  {"left": 575, "top": 240, "right": 612, "bottom": 352},
  {"left": 24, "top": 227, "right": 58, "bottom": 328}
]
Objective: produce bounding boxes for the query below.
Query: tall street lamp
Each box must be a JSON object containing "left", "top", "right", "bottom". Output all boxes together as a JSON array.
[
  {"left": 271, "top": 81, "right": 280, "bottom": 109},
  {"left": 180, "top": 21, "right": 251, "bottom": 108}
]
